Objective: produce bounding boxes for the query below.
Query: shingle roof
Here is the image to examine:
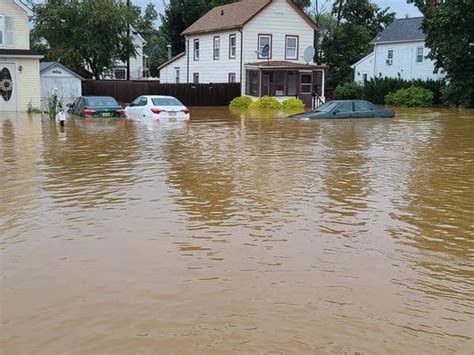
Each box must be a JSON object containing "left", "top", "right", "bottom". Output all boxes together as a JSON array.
[
  {"left": 0, "top": 49, "right": 41, "bottom": 56},
  {"left": 372, "top": 17, "right": 425, "bottom": 43},
  {"left": 182, "top": 0, "right": 318, "bottom": 36},
  {"left": 157, "top": 52, "right": 186, "bottom": 70}
]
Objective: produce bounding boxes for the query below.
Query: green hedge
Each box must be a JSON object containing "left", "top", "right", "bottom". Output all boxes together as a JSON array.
[
  {"left": 334, "top": 82, "right": 363, "bottom": 100},
  {"left": 385, "top": 86, "right": 434, "bottom": 107},
  {"left": 282, "top": 98, "right": 305, "bottom": 112},
  {"left": 362, "top": 77, "right": 445, "bottom": 105},
  {"left": 229, "top": 96, "right": 253, "bottom": 109},
  {"left": 248, "top": 96, "right": 282, "bottom": 110}
]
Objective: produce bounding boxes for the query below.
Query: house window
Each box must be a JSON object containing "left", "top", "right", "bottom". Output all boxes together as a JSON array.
[
  {"left": 174, "top": 67, "right": 180, "bottom": 83},
  {"left": 301, "top": 74, "right": 312, "bottom": 93},
  {"left": 193, "top": 72, "right": 199, "bottom": 84},
  {"left": 246, "top": 70, "right": 259, "bottom": 96},
  {"left": 362, "top": 73, "right": 368, "bottom": 82},
  {"left": 285, "top": 35, "right": 298, "bottom": 60},
  {"left": 229, "top": 34, "right": 237, "bottom": 59},
  {"left": 258, "top": 34, "right": 272, "bottom": 59},
  {"left": 213, "top": 36, "right": 220, "bottom": 60},
  {"left": 416, "top": 46, "right": 424, "bottom": 62},
  {"left": 388, "top": 50, "right": 393, "bottom": 59},
  {"left": 228, "top": 73, "right": 236, "bottom": 83},
  {"left": 0, "top": 16, "right": 4, "bottom": 46},
  {"left": 194, "top": 39, "right": 199, "bottom": 61},
  {"left": 114, "top": 68, "right": 126, "bottom": 80}
]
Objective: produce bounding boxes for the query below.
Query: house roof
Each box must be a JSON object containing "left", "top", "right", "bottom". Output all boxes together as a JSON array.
[
  {"left": 157, "top": 52, "right": 186, "bottom": 70},
  {"left": 40, "top": 62, "right": 84, "bottom": 80},
  {"left": 14, "top": 0, "right": 34, "bottom": 16},
  {"left": 372, "top": 17, "right": 425, "bottom": 44},
  {"left": 182, "top": 0, "right": 318, "bottom": 36},
  {"left": 245, "top": 60, "right": 326, "bottom": 69},
  {"left": 350, "top": 52, "right": 374, "bottom": 68}
]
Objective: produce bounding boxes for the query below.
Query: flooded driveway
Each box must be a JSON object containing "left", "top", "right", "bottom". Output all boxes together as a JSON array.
[{"left": 1, "top": 107, "right": 473, "bottom": 354}]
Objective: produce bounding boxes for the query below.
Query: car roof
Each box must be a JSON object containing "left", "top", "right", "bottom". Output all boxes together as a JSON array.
[
  {"left": 143, "top": 95, "right": 179, "bottom": 99},
  {"left": 83, "top": 96, "right": 117, "bottom": 99}
]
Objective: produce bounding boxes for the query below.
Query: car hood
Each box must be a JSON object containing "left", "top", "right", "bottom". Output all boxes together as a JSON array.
[{"left": 289, "top": 111, "right": 327, "bottom": 120}]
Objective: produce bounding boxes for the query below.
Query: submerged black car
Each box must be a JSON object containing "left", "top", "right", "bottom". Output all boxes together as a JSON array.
[{"left": 290, "top": 100, "right": 395, "bottom": 120}]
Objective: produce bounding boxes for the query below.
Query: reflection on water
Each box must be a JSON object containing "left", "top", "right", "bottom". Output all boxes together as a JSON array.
[{"left": 1, "top": 108, "right": 473, "bottom": 354}]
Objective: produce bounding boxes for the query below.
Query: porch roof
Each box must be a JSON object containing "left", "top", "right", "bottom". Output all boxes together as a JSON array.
[{"left": 245, "top": 61, "right": 326, "bottom": 70}]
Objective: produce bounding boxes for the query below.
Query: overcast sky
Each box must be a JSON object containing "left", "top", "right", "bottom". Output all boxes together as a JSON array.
[{"left": 131, "top": 0, "right": 422, "bottom": 19}]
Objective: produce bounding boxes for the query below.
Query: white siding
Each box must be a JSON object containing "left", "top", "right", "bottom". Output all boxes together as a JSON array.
[
  {"left": 241, "top": 0, "right": 315, "bottom": 93},
  {"left": 0, "top": 0, "right": 30, "bottom": 49},
  {"left": 40, "top": 66, "right": 82, "bottom": 111},
  {"left": 373, "top": 41, "right": 444, "bottom": 81},
  {"left": 353, "top": 52, "right": 375, "bottom": 84},
  {"left": 186, "top": 30, "right": 241, "bottom": 84},
  {"left": 159, "top": 55, "right": 188, "bottom": 84}
]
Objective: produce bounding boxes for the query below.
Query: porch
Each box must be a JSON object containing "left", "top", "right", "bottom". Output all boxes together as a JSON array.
[{"left": 244, "top": 61, "right": 326, "bottom": 107}]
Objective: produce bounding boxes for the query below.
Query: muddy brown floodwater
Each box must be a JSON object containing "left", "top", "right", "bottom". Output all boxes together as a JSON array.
[{"left": 1, "top": 107, "right": 473, "bottom": 354}]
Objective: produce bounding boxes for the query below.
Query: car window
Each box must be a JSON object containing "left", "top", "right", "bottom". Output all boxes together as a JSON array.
[
  {"left": 315, "top": 102, "right": 338, "bottom": 112},
  {"left": 85, "top": 97, "right": 119, "bottom": 107},
  {"left": 130, "top": 97, "right": 142, "bottom": 107},
  {"left": 138, "top": 98, "right": 148, "bottom": 106},
  {"left": 152, "top": 97, "right": 182, "bottom": 106},
  {"left": 336, "top": 102, "right": 353, "bottom": 113},
  {"left": 355, "top": 101, "right": 375, "bottom": 112}
]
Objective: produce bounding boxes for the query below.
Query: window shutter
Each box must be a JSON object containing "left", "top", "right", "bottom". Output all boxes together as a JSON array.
[{"left": 5, "top": 17, "right": 14, "bottom": 47}]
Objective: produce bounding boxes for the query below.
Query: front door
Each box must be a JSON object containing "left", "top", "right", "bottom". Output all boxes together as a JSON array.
[
  {"left": 299, "top": 72, "right": 313, "bottom": 107},
  {"left": 0, "top": 63, "right": 18, "bottom": 112}
]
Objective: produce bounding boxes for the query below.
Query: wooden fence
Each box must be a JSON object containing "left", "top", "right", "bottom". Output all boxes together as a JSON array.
[{"left": 82, "top": 80, "right": 241, "bottom": 106}]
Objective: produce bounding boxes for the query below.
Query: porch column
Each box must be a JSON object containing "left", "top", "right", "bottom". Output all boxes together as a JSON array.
[{"left": 258, "top": 69, "right": 263, "bottom": 97}]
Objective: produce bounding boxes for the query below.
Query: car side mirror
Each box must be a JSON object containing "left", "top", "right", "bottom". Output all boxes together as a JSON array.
[
  {"left": 66, "top": 103, "right": 72, "bottom": 108},
  {"left": 333, "top": 110, "right": 340, "bottom": 115}
]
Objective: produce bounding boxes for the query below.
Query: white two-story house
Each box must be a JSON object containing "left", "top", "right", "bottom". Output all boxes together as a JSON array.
[
  {"left": 159, "top": 0, "right": 325, "bottom": 106},
  {"left": 352, "top": 17, "right": 444, "bottom": 84},
  {"left": 0, "top": 0, "right": 42, "bottom": 112}
]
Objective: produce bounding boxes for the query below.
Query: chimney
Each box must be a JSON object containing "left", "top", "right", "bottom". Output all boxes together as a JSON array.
[{"left": 167, "top": 44, "right": 172, "bottom": 60}]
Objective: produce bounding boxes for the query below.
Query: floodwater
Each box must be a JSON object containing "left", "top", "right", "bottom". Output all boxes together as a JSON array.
[{"left": 1, "top": 107, "right": 473, "bottom": 354}]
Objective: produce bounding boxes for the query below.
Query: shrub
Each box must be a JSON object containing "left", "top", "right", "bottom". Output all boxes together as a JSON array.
[
  {"left": 282, "top": 98, "right": 305, "bottom": 112},
  {"left": 229, "top": 96, "right": 253, "bottom": 109},
  {"left": 334, "top": 82, "right": 363, "bottom": 100},
  {"left": 385, "top": 86, "right": 434, "bottom": 107},
  {"left": 363, "top": 77, "right": 445, "bottom": 105},
  {"left": 27, "top": 101, "right": 41, "bottom": 114},
  {"left": 248, "top": 96, "right": 282, "bottom": 110},
  {"left": 441, "top": 82, "right": 474, "bottom": 108}
]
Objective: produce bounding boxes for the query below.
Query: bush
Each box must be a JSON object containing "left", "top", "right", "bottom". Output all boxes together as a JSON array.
[
  {"left": 441, "top": 82, "right": 474, "bottom": 108},
  {"left": 334, "top": 82, "right": 363, "bottom": 100},
  {"left": 282, "top": 98, "right": 305, "bottom": 112},
  {"left": 363, "top": 77, "right": 445, "bottom": 105},
  {"left": 27, "top": 101, "right": 41, "bottom": 114},
  {"left": 248, "top": 96, "right": 282, "bottom": 110},
  {"left": 229, "top": 96, "right": 253, "bottom": 109},
  {"left": 385, "top": 86, "right": 434, "bottom": 107}
]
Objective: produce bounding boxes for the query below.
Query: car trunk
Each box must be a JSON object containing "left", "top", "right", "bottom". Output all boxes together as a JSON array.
[{"left": 84, "top": 106, "right": 121, "bottom": 118}]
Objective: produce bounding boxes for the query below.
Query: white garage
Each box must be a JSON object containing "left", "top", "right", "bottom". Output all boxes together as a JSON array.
[{"left": 40, "top": 62, "right": 83, "bottom": 112}]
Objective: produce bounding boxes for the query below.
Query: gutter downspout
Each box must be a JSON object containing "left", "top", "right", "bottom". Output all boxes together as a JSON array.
[
  {"left": 186, "top": 38, "right": 190, "bottom": 83},
  {"left": 373, "top": 43, "right": 377, "bottom": 78},
  {"left": 239, "top": 29, "right": 243, "bottom": 93}
]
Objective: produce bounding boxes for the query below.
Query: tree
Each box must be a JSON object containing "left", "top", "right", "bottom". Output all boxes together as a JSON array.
[
  {"left": 135, "top": 2, "right": 161, "bottom": 77},
  {"left": 320, "top": 0, "right": 395, "bottom": 86},
  {"left": 32, "top": 0, "right": 137, "bottom": 79},
  {"left": 408, "top": 0, "right": 474, "bottom": 107}
]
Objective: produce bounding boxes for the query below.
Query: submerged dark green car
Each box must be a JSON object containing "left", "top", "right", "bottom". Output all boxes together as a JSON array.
[
  {"left": 68, "top": 96, "right": 125, "bottom": 118},
  {"left": 290, "top": 100, "right": 395, "bottom": 120}
]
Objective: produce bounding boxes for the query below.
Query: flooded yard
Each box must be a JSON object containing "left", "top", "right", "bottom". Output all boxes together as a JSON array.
[{"left": 1, "top": 107, "right": 473, "bottom": 354}]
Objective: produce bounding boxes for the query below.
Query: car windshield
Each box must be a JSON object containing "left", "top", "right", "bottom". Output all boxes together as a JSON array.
[
  {"left": 152, "top": 98, "right": 182, "bottom": 106},
  {"left": 314, "top": 102, "right": 339, "bottom": 112},
  {"left": 86, "top": 97, "right": 118, "bottom": 107}
]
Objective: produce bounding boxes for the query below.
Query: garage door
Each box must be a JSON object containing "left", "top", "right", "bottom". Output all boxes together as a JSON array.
[{"left": 0, "top": 63, "right": 17, "bottom": 112}]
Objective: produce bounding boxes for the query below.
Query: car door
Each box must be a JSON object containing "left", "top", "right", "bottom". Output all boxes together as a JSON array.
[
  {"left": 137, "top": 97, "right": 149, "bottom": 118},
  {"left": 68, "top": 97, "right": 79, "bottom": 114},
  {"left": 74, "top": 98, "right": 84, "bottom": 116},
  {"left": 354, "top": 101, "right": 376, "bottom": 118},
  {"left": 126, "top": 97, "right": 142, "bottom": 118},
  {"left": 332, "top": 101, "right": 354, "bottom": 119}
]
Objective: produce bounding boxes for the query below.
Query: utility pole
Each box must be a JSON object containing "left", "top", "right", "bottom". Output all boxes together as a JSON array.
[{"left": 127, "top": 0, "right": 131, "bottom": 80}]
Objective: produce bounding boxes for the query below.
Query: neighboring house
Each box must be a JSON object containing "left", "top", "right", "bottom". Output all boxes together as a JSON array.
[
  {"left": 159, "top": 0, "right": 325, "bottom": 106},
  {"left": 40, "top": 62, "right": 83, "bottom": 112},
  {"left": 352, "top": 17, "right": 444, "bottom": 84},
  {"left": 104, "top": 27, "right": 150, "bottom": 80},
  {"left": 0, "top": 0, "right": 42, "bottom": 112}
]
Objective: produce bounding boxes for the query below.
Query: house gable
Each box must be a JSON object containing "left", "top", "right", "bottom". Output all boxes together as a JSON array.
[{"left": 1, "top": 0, "right": 31, "bottom": 50}]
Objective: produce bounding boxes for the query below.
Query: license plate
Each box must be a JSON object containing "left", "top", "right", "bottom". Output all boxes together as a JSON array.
[
  {"left": 101, "top": 112, "right": 111, "bottom": 117},
  {"left": 169, "top": 111, "right": 177, "bottom": 117},
  {"left": 169, "top": 117, "right": 177, "bottom": 122}
]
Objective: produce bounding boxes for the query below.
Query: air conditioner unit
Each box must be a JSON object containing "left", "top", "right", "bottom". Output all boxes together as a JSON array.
[{"left": 386, "top": 59, "right": 393, "bottom": 66}]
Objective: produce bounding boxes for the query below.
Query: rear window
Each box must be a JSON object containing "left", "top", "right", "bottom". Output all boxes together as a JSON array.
[
  {"left": 152, "top": 98, "right": 182, "bottom": 106},
  {"left": 85, "top": 97, "right": 118, "bottom": 107}
]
